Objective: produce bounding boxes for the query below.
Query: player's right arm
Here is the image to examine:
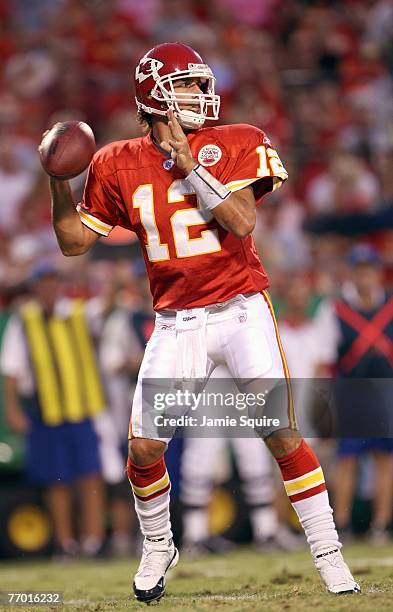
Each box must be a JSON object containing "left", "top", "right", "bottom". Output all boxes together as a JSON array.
[
  {"left": 49, "top": 177, "right": 100, "bottom": 256},
  {"left": 46, "top": 145, "right": 122, "bottom": 255}
]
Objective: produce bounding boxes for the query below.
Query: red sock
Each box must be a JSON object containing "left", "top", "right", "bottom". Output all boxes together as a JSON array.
[
  {"left": 127, "top": 456, "right": 170, "bottom": 502},
  {"left": 275, "top": 440, "right": 326, "bottom": 503}
]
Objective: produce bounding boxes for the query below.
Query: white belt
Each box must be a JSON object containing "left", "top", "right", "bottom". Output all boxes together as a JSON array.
[{"left": 175, "top": 307, "right": 207, "bottom": 381}]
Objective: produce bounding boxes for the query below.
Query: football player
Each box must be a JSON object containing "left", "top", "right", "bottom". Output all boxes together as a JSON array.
[{"left": 42, "top": 43, "right": 359, "bottom": 603}]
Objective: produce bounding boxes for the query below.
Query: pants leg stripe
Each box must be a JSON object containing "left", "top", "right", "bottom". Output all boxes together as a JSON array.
[{"left": 261, "top": 290, "right": 297, "bottom": 430}]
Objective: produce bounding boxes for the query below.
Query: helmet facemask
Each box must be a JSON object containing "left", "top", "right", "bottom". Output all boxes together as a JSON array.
[{"left": 136, "top": 64, "right": 220, "bottom": 130}]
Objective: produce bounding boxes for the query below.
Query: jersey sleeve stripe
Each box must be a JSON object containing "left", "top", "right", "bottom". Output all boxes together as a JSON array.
[
  {"left": 226, "top": 175, "right": 287, "bottom": 194},
  {"left": 77, "top": 207, "right": 113, "bottom": 236},
  {"left": 225, "top": 178, "right": 260, "bottom": 192}
]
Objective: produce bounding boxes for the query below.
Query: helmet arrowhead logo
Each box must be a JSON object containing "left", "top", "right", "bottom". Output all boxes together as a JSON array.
[{"left": 135, "top": 58, "right": 164, "bottom": 84}]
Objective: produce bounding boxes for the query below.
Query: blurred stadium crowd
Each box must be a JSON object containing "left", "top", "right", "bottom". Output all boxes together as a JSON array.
[{"left": 0, "top": 0, "right": 393, "bottom": 558}]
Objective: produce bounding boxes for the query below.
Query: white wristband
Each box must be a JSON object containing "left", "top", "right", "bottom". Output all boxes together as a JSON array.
[{"left": 186, "top": 164, "right": 231, "bottom": 211}]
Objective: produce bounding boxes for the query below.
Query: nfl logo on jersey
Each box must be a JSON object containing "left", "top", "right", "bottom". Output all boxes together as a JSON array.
[{"left": 162, "top": 159, "right": 175, "bottom": 170}]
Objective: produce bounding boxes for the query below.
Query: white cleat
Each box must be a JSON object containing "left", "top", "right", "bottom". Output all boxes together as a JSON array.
[
  {"left": 133, "top": 536, "right": 179, "bottom": 604},
  {"left": 314, "top": 548, "right": 361, "bottom": 594}
]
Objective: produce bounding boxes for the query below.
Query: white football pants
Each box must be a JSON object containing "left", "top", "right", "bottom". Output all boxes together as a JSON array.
[{"left": 129, "top": 291, "right": 296, "bottom": 444}]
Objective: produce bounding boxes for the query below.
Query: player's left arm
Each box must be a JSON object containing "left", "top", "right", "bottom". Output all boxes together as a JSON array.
[
  {"left": 161, "top": 111, "right": 261, "bottom": 238},
  {"left": 208, "top": 185, "right": 256, "bottom": 238}
]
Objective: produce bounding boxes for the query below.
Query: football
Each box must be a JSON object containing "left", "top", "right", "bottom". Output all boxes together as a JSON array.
[{"left": 39, "top": 121, "right": 96, "bottom": 180}]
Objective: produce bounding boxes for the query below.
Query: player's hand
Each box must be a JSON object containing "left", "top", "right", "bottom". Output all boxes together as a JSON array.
[
  {"left": 37, "top": 129, "right": 50, "bottom": 156},
  {"left": 160, "top": 110, "right": 197, "bottom": 175}
]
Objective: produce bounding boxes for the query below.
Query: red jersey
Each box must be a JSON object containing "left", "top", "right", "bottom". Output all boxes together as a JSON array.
[{"left": 78, "top": 124, "right": 288, "bottom": 311}]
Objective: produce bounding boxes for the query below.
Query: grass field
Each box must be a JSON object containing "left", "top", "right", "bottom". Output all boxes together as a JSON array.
[{"left": 1, "top": 542, "right": 393, "bottom": 611}]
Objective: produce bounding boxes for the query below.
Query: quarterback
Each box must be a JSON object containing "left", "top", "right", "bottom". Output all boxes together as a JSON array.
[{"left": 42, "top": 43, "right": 359, "bottom": 602}]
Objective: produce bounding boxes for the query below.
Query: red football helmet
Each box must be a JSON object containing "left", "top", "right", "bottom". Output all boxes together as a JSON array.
[{"left": 134, "top": 42, "right": 220, "bottom": 130}]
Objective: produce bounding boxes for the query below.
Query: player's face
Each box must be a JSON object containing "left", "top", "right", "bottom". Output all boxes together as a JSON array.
[
  {"left": 172, "top": 77, "right": 204, "bottom": 111},
  {"left": 146, "top": 77, "right": 204, "bottom": 112}
]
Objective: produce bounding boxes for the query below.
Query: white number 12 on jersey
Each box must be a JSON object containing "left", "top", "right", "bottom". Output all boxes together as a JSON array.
[{"left": 132, "top": 179, "right": 221, "bottom": 262}]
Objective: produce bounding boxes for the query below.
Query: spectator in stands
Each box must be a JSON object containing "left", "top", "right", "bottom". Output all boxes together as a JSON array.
[
  {"left": 0, "top": 137, "right": 36, "bottom": 236},
  {"left": 305, "top": 152, "right": 381, "bottom": 215}
]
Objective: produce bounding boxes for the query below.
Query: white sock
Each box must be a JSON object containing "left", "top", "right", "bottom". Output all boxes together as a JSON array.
[
  {"left": 292, "top": 491, "right": 341, "bottom": 556},
  {"left": 133, "top": 490, "right": 172, "bottom": 541}
]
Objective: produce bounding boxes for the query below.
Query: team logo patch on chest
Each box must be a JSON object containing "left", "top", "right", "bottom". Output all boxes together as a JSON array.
[{"left": 197, "top": 144, "right": 222, "bottom": 167}]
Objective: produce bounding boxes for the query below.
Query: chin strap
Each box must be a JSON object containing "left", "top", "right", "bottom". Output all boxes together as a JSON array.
[{"left": 176, "top": 110, "right": 205, "bottom": 130}]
